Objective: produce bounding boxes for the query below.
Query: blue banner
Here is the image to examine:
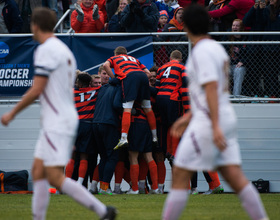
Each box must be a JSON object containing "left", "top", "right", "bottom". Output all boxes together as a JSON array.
[{"left": 0, "top": 35, "right": 153, "bottom": 96}]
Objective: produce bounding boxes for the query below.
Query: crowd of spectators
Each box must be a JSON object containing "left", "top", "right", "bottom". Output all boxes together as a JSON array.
[{"left": 1, "top": 0, "right": 280, "bottom": 97}]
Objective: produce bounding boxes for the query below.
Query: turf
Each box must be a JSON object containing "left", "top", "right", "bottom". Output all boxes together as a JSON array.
[{"left": 0, "top": 193, "right": 279, "bottom": 220}]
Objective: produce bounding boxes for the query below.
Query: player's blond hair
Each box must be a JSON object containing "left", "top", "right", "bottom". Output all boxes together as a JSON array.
[{"left": 170, "top": 50, "right": 182, "bottom": 61}]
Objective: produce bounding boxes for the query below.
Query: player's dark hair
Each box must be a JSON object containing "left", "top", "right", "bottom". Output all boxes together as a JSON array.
[
  {"left": 149, "top": 65, "right": 159, "bottom": 73},
  {"left": 114, "top": 46, "right": 127, "bottom": 55},
  {"left": 183, "top": 4, "right": 209, "bottom": 35},
  {"left": 76, "top": 73, "right": 92, "bottom": 88},
  {"left": 31, "top": 7, "right": 57, "bottom": 32},
  {"left": 170, "top": 50, "right": 182, "bottom": 60}
]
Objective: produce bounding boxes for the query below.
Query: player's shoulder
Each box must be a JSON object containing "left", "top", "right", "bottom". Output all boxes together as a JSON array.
[{"left": 194, "top": 38, "right": 227, "bottom": 59}]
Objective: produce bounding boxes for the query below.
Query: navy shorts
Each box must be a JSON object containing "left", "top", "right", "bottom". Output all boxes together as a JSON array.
[
  {"left": 156, "top": 97, "right": 182, "bottom": 126},
  {"left": 75, "top": 121, "right": 95, "bottom": 154},
  {"left": 128, "top": 119, "right": 152, "bottom": 153},
  {"left": 122, "top": 71, "right": 150, "bottom": 103}
]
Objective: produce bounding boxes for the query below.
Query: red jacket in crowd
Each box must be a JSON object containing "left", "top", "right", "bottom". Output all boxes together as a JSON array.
[
  {"left": 71, "top": 3, "right": 105, "bottom": 33},
  {"left": 177, "top": 0, "right": 205, "bottom": 8},
  {"left": 209, "top": 0, "right": 254, "bottom": 20}
]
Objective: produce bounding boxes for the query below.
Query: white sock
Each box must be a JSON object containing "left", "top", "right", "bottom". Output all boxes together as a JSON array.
[
  {"left": 61, "top": 178, "right": 107, "bottom": 218},
  {"left": 238, "top": 183, "right": 268, "bottom": 220},
  {"left": 151, "top": 130, "right": 157, "bottom": 140},
  {"left": 77, "top": 177, "right": 84, "bottom": 185},
  {"left": 158, "top": 184, "right": 164, "bottom": 191},
  {"left": 139, "top": 180, "right": 145, "bottom": 190},
  {"left": 32, "top": 179, "right": 50, "bottom": 220},
  {"left": 162, "top": 189, "right": 188, "bottom": 220},
  {"left": 121, "top": 133, "right": 127, "bottom": 140},
  {"left": 114, "top": 183, "right": 121, "bottom": 191},
  {"left": 90, "top": 180, "right": 98, "bottom": 191}
]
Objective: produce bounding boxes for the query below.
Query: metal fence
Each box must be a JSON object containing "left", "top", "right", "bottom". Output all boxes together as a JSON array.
[{"left": 153, "top": 32, "right": 280, "bottom": 101}]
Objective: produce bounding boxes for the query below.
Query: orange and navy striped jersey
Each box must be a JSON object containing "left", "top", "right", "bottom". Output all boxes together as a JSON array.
[
  {"left": 74, "top": 86, "right": 100, "bottom": 120},
  {"left": 131, "top": 101, "right": 147, "bottom": 123},
  {"left": 156, "top": 60, "right": 190, "bottom": 112},
  {"left": 107, "top": 54, "right": 146, "bottom": 80}
]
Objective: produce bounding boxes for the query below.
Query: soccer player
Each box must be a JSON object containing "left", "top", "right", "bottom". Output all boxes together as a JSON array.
[
  {"left": 156, "top": 50, "right": 190, "bottom": 158},
  {"left": 162, "top": 5, "right": 268, "bottom": 220},
  {"left": 103, "top": 46, "right": 158, "bottom": 149},
  {"left": 1, "top": 8, "right": 116, "bottom": 220},
  {"left": 65, "top": 73, "right": 100, "bottom": 185}
]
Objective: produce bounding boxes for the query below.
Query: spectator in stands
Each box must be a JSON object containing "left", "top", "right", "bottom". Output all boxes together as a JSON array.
[
  {"left": 224, "top": 19, "right": 247, "bottom": 96},
  {"left": 98, "top": 65, "right": 110, "bottom": 85},
  {"left": 71, "top": 0, "right": 105, "bottom": 33},
  {"left": 177, "top": 0, "right": 205, "bottom": 8},
  {"left": 120, "top": 0, "right": 159, "bottom": 32},
  {"left": 207, "top": 0, "right": 237, "bottom": 32},
  {"left": 14, "top": 0, "right": 41, "bottom": 33},
  {"left": 257, "top": 0, "right": 280, "bottom": 97},
  {"left": 208, "top": 0, "right": 254, "bottom": 29},
  {"left": 106, "top": 0, "right": 119, "bottom": 21},
  {"left": 155, "top": 0, "right": 179, "bottom": 21},
  {"left": 242, "top": 0, "right": 266, "bottom": 96},
  {"left": 154, "top": 10, "right": 169, "bottom": 67},
  {"left": 42, "top": 0, "right": 57, "bottom": 14},
  {"left": 0, "top": 0, "right": 23, "bottom": 33},
  {"left": 108, "top": 0, "right": 130, "bottom": 32},
  {"left": 160, "top": 7, "right": 188, "bottom": 62}
]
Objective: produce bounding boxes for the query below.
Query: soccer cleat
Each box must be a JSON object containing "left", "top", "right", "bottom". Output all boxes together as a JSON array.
[
  {"left": 190, "top": 187, "right": 199, "bottom": 195},
  {"left": 126, "top": 189, "right": 139, "bottom": 194},
  {"left": 203, "top": 185, "right": 224, "bottom": 195},
  {"left": 113, "top": 188, "right": 124, "bottom": 194},
  {"left": 100, "top": 206, "right": 117, "bottom": 220},
  {"left": 114, "top": 138, "right": 128, "bottom": 150},
  {"left": 212, "top": 185, "right": 224, "bottom": 194},
  {"left": 149, "top": 188, "right": 160, "bottom": 194},
  {"left": 98, "top": 188, "right": 113, "bottom": 195},
  {"left": 139, "top": 187, "right": 146, "bottom": 194},
  {"left": 89, "top": 188, "right": 98, "bottom": 194}
]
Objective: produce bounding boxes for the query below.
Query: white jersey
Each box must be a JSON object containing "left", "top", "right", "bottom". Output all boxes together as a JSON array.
[
  {"left": 186, "top": 38, "right": 235, "bottom": 121},
  {"left": 33, "top": 37, "right": 78, "bottom": 135},
  {"left": 174, "top": 38, "right": 241, "bottom": 171}
]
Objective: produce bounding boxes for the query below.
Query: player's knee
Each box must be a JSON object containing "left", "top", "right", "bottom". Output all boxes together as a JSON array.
[
  {"left": 123, "top": 101, "right": 134, "bottom": 109},
  {"left": 141, "top": 100, "right": 151, "bottom": 109}
]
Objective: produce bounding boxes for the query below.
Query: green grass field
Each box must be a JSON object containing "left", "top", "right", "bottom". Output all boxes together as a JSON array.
[{"left": 0, "top": 193, "right": 279, "bottom": 220}]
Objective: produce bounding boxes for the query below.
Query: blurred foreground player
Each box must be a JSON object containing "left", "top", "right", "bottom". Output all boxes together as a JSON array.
[
  {"left": 162, "top": 5, "right": 268, "bottom": 220},
  {"left": 1, "top": 7, "right": 116, "bottom": 220}
]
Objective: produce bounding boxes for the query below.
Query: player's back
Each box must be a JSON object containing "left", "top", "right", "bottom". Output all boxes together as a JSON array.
[
  {"left": 34, "top": 37, "right": 78, "bottom": 135},
  {"left": 108, "top": 54, "right": 145, "bottom": 80},
  {"left": 156, "top": 60, "right": 186, "bottom": 101}
]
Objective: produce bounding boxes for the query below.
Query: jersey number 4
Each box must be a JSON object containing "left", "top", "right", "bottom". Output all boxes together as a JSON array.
[{"left": 163, "top": 66, "right": 171, "bottom": 78}]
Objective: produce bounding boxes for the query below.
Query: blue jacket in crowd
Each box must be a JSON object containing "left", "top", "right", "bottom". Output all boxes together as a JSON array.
[{"left": 2, "top": 0, "right": 23, "bottom": 33}]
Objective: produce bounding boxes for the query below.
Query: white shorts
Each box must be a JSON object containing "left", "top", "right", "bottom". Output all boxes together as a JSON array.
[
  {"left": 174, "top": 117, "right": 241, "bottom": 171},
  {"left": 34, "top": 130, "right": 76, "bottom": 167}
]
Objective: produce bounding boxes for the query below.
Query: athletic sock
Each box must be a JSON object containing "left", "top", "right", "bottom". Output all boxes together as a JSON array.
[
  {"left": 61, "top": 178, "right": 107, "bottom": 218},
  {"left": 207, "top": 171, "right": 221, "bottom": 189},
  {"left": 171, "top": 135, "right": 179, "bottom": 156},
  {"left": 130, "top": 164, "right": 139, "bottom": 191},
  {"left": 32, "top": 179, "right": 50, "bottom": 220},
  {"left": 89, "top": 180, "right": 98, "bottom": 192},
  {"left": 77, "top": 159, "right": 88, "bottom": 185},
  {"left": 238, "top": 183, "right": 268, "bottom": 220},
  {"left": 121, "top": 111, "right": 131, "bottom": 135},
  {"left": 162, "top": 189, "right": 188, "bottom": 220},
  {"left": 65, "top": 159, "right": 75, "bottom": 178},
  {"left": 166, "top": 129, "right": 172, "bottom": 155},
  {"left": 138, "top": 159, "right": 148, "bottom": 181},
  {"left": 92, "top": 165, "right": 99, "bottom": 182},
  {"left": 114, "top": 162, "right": 125, "bottom": 184},
  {"left": 157, "top": 161, "right": 166, "bottom": 185},
  {"left": 145, "top": 110, "right": 157, "bottom": 138},
  {"left": 101, "top": 182, "right": 109, "bottom": 191},
  {"left": 124, "top": 167, "right": 131, "bottom": 183},
  {"left": 148, "top": 160, "right": 158, "bottom": 190}
]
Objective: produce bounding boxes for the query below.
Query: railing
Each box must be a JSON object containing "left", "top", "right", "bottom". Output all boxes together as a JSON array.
[{"left": 53, "top": 9, "right": 72, "bottom": 33}]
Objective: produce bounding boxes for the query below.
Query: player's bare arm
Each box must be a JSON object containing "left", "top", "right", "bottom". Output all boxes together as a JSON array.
[
  {"left": 103, "top": 61, "right": 115, "bottom": 78},
  {"left": 204, "top": 81, "right": 227, "bottom": 151},
  {"left": 170, "top": 111, "right": 192, "bottom": 138},
  {"left": 1, "top": 76, "right": 48, "bottom": 126},
  {"left": 143, "top": 68, "right": 152, "bottom": 78}
]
